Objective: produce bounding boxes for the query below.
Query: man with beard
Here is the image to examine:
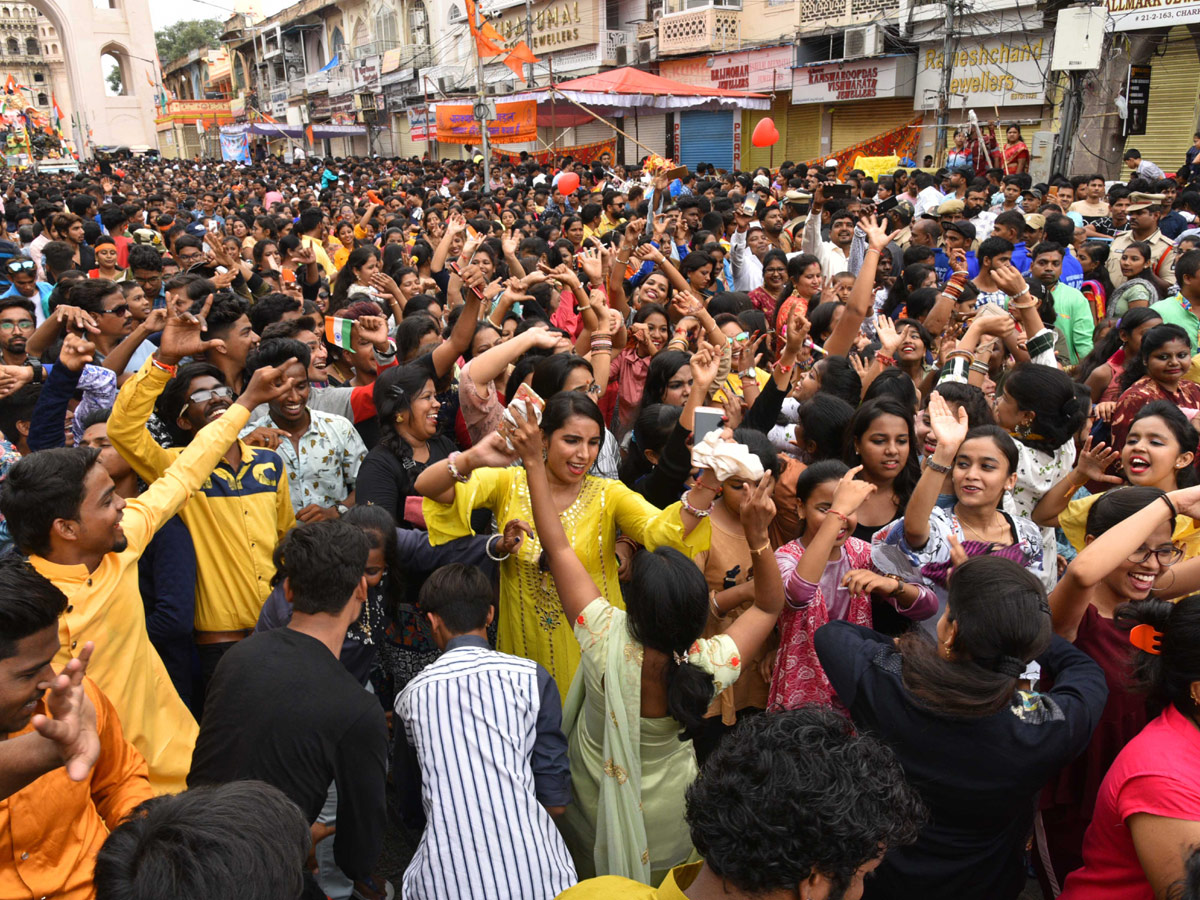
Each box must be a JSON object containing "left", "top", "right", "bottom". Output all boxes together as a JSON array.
[
  {"left": 0, "top": 307, "right": 298, "bottom": 793},
  {"left": 0, "top": 556, "right": 153, "bottom": 900},
  {"left": 761, "top": 205, "right": 786, "bottom": 251},
  {"left": 106, "top": 297, "right": 298, "bottom": 702},
  {"left": 802, "top": 189, "right": 855, "bottom": 277},
  {"left": 0, "top": 296, "right": 34, "bottom": 366},
  {"left": 965, "top": 180, "right": 997, "bottom": 240}
]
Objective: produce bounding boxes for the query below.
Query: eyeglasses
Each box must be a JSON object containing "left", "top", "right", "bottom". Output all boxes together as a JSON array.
[
  {"left": 5, "top": 259, "right": 34, "bottom": 273},
  {"left": 1128, "top": 545, "right": 1184, "bottom": 567},
  {"left": 100, "top": 303, "right": 130, "bottom": 317},
  {"left": 186, "top": 386, "right": 234, "bottom": 408},
  {"left": 0, "top": 319, "right": 34, "bottom": 332}
]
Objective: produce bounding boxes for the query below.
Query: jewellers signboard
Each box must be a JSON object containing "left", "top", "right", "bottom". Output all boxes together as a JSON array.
[
  {"left": 791, "top": 55, "right": 916, "bottom": 104},
  {"left": 493, "top": 0, "right": 599, "bottom": 54},
  {"left": 914, "top": 33, "right": 1050, "bottom": 109},
  {"left": 660, "top": 45, "right": 794, "bottom": 92},
  {"left": 1109, "top": 0, "right": 1200, "bottom": 30}
]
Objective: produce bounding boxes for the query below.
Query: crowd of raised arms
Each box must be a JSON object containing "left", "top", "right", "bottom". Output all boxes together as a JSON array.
[{"left": 6, "top": 134, "right": 1200, "bottom": 900}]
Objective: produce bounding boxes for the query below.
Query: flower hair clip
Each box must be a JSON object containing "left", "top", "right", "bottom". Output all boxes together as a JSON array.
[{"left": 1129, "top": 623, "right": 1163, "bottom": 655}]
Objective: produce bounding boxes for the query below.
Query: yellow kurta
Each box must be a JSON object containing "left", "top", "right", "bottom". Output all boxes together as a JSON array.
[
  {"left": 1059, "top": 491, "right": 1200, "bottom": 558},
  {"left": 423, "top": 468, "right": 711, "bottom": 698},
  {"left": 29, "top": 401, "right": 253, "bottom": 794}
]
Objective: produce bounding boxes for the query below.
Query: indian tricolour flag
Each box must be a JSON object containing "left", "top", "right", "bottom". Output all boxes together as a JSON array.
[{"left": 325, "top": 316, "right": 354, "bottom": 349}]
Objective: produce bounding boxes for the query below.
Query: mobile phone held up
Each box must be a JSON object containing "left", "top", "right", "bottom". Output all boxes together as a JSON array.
[{"left": 693, "top": 407, "right": 725, "bottom": 443}]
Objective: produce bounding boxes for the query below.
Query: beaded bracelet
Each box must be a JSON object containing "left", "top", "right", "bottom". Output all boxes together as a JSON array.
[
  {"left": 446, "top": 452, "right": 470, "bottom": 484},
  {"left": 875, "top": 351, "right": 896, "bottom": 367},
  {"left": 681, "top": 488, "right": 714, "bottom": 518}
]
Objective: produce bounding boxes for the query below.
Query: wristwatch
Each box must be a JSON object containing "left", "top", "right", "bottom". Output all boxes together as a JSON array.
[
  {"left": 336, "top": 503, "right": 349, "bottom": 517},
  {"left": 26, "top": 358, "right": 43, "bottom": 384},
  {"left": 925, "top": 458, "right": 952, "bottom": 475}
]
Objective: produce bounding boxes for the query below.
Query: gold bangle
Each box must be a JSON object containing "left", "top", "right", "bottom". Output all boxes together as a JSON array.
[{"left": 750, "top": 540, "right": 771, "bottom": 555}]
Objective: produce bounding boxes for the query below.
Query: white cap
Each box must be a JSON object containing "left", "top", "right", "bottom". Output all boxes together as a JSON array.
[{"left": 824, "top": 159, "right": 838, "bottom": 168}]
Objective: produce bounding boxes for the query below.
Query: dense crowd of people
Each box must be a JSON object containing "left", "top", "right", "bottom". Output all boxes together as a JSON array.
[{"left": 3, "top": 135, "right": 1200, "bottom": 900}]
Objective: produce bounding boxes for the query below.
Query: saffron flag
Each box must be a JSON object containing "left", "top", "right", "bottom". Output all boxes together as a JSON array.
[
  {"left": 145, "top": 69, "right": 155, "bottom": 88},
  {"left": 305, "top": 124, "right": 314, "bottom": 146},
  {"left": 464, "top": 0, "right": 504, "bottom": 57},
  {"left": 503, "top": 41, "right": 539, "bottom": 77},
  {"left": 325, "top": 315, "right": 354, "bottom": 349}
]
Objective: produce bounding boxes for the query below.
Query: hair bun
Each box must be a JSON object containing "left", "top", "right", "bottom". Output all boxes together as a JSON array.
[{"left": 992, "top": 655, "right": 1026, "bottom": 679}]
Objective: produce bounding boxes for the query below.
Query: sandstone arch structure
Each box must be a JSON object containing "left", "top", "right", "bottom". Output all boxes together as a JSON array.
[{"left": 24, "top": 0, "right": 156, "bottom": 155}]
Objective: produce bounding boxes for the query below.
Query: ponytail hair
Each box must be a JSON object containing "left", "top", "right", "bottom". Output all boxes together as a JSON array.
[
  {"left": 1116, "top": 595, "right": 1200, "bottom": 715},
  {"left": 898, "top": 556, "right": 1051, "bottom": 717},
  {"left": 624, "top": 547, "right": 715, "bottom": 740}
]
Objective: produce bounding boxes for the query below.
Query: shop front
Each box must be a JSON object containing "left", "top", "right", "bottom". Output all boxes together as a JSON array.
[
  {"left": 912, "top": 22, "right": 1053, "bottom": 164},
  {"left": 791, "top": 55, "right": 917, "bottom": 162},
  {"left": 1108, "top": 0, "right": 1200, "bottom": 172}
]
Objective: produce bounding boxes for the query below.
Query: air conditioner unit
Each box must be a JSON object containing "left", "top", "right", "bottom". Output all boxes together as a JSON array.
[
  {"left": 843, "top": 24, "right": 882, "bottom": 60},
  {"left": 637, "top": 41, "right": 654, "bottom": 63},
  {"left": 354, "top": 92, "right": 374, "bottom": 111},
  {"left": 438, "top": 77, "right": 455, "bottom": 95},
  {"left": 615, "top": 45, "right": 629, "bottom": 65}
]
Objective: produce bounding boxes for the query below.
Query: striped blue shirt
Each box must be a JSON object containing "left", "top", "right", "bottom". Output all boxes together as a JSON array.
[{"left": 398, "top": 635, "right": 575, "bottom": 899}]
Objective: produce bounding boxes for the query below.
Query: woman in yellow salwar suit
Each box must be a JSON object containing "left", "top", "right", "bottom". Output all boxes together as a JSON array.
[{"left": 416, "top": 392, "right": 710, "bottom": 698}]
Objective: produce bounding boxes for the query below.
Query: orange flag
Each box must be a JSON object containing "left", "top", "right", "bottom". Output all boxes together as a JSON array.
[
  {"left": 305, "top": 124, "right": 314, "bottom": 146},
  {"left": 501, "top": 52, "right": 524, "bottom": 79},
  {"left": 4, "top": 75, "right": 15, "bottom": 95},
  {"left": 508, "top": 41, "right": 539, "bottom": 64},
  {"left": 480, "top": 20, "right": 504, "bottom": 43},
  {"left": 464, "top": 0, "right": 504, "bottom": 57}
]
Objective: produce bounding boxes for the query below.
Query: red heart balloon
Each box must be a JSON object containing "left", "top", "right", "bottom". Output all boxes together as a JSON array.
[
  {"left": 751, "top": 117, "right": 780, "bottom": 148},
  {"left": 557, "top": 171, "right": 580, "bottom": 194}
]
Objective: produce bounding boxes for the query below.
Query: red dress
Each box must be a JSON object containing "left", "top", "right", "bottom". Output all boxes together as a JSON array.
[{"left": 1034, "top": 605, "right": 1150, "bottom": 894}]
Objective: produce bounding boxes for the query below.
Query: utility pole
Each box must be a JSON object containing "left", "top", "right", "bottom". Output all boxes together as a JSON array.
[
  {"left": 935, "top": 0, "right": 958, "bottom": 166},
  {"left": 524, "top": 0, "right": 535, "bottom": 87},
  {"left": 469, "top": 0, "right": 491, "bottom": 190}
]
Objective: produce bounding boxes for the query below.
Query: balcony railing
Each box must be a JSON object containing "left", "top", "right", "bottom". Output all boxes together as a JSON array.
[
  {"left": 657, "top": 6, "right": 741, "bottom": 56},
  {"left": 602, "top": 29, "right": 633, "bottom": 65},
  {"left": 351, "top": 39, "right": 400, "bottom": 60}
]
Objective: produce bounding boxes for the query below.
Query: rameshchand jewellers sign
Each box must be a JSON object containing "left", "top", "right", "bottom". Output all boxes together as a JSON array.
[
  {"left": 914, "top": 34, "right": 1050, "bottom": 109},
  {"left": 1109, "top": 0, "right": 1200, "bottom": 30}
]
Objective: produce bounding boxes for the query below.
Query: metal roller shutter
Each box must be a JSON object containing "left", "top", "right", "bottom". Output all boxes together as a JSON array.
[
  {"left": 679, "top": 110, "right": 734, "bottom": 171},
  {"left": 623, "top": 113, "right": 667, "bottom": 164},
  {"left": 830, "top": 98, "right": 915, "bottom": 154},
  {"left": 574, "top": 120, "right": 613, "bottom": 147},
  {"left": 744, "top": 94, "right": 793, "bottom": 172},
  {"left": 1125, "top": 26, "right": 1200, "bottom": 172},
  {"left": 785, "top": 102, "right": 821, "bottom": 165},
  {"left": 396, "top": 115, "right": 425, "bottom": 159}
]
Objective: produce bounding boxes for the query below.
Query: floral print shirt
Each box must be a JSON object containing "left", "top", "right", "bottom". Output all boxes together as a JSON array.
[{"left": 243, "top": 408, "right": 366, "bottom": 513}]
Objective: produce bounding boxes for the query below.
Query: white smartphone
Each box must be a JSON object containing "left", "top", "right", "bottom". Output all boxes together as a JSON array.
[{"left": 693, "top": 407, "right": 725, "bottom": 442}]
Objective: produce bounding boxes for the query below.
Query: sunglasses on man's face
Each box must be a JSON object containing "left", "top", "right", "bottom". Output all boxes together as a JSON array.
[{"left": 100, "top": 304, "right": 130, "bottom": 317}]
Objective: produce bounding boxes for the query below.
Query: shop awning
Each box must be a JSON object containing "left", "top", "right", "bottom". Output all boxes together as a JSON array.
[
  {"left": 219, "top": 122, "right": 368, "bottom": 138},
  {"left": 500, "top": 66, "right": 771, "bottom": 115}
]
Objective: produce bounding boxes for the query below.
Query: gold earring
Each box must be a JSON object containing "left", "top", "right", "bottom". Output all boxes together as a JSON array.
[{"left": 396, "top": 414, "right": 404, "bottom": 424}]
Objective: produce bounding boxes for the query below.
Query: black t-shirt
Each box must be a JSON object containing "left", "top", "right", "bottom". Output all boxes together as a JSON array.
[
  {"left": 188, "top": 628, "right": 388, "bottom": 882},
  {"left": 815, "top": 621, "right": 1107, "bottom": 900}
]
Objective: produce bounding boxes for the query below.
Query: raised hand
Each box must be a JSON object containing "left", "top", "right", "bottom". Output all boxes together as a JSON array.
[
  {"left": 876, "top": 315, "right": 902, "bottom": 357},
  {"left": 784, "top": 305, "right": 811, "bottom": 357},
  {"left": 157, "top": 294, "right": 226, "bottom": 364},
  {"left": 508, "top": 402, "right": 545, "bottom": 465},
  {"left": 1075, "top": 436, "right": 1123, "bottom": 486},
  {"left": 31, "top": 642, "right": 99, "bottom": 782},
  {"left": 57, "top": 333, "right": 95, "bottom": 373},
  {"left": 689, "top": 339, "right": 721, "bottom": 393},
  {"left": 990, "top": 262, "right": 1029, "bottom": 297},
  {"left": 928, "top": 391, "right": 969, "bottom": 458},
  {"left": 739, "top": 473, "right": 777, "bottom": 542},
  {"left": 859, "top": 212, "right": 893, "bottom": 252},
  {"left": 54, "top": 304, "right": 100, "bottom": 338},
  {"left": 831, "top": 464, "right": 877, "bottom": 515},
  {"left": 237, "top": 356, "right": 300, "bottom": 411}
]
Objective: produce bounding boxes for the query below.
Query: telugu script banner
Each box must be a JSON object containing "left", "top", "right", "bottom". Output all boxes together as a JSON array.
[{"left": 435, "top": 100, "right": 537, "bottom": 145}]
